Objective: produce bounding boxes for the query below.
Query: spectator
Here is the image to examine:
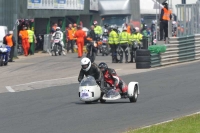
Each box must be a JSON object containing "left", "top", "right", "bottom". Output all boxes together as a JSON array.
[
  {"left": 51, "top": 23, "right": 58, "bottom": 34},
  {"left": 159, "top": 2, "right": 172, "bottom": 41},
  {"left": 66, "top": 24, "right": 75, "bottom": 53},
  {"left": 19, "top": 26, "right": 29, "bottom": 56},
  {"left": 27, "top": 27, "right": 37, "bottom": 55},
  {"left": 3, "top": 31, "right": 16, "bottom": 62}
]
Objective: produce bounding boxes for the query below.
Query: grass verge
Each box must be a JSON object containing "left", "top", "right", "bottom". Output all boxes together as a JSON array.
[{"left": 126, "top": 113, "right": 200, "bottom": 133}]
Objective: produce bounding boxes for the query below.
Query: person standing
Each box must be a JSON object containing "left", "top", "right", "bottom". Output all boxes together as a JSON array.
[
  {"left": 108, "top": 25, "right": 119, "bottom": 63},
  {"left": 3, "top": 31, "right": 16, "bottom": 62},
  {"left": 93, "top": 20, "right": 103, "bottom": 36},
  {"left": 159, "top": 2, "right": 172, "bottom": 41},
  {"left": 19, "top": 26, "right": 29, "bottom": 56},
  {"left": 118, "top": 27, "right": 130, "bottom": 63},
  {"left": 66, "top": 24, "right": 75, "bottom": 53},
  {"left": 74, "top": 25, "right": 86, "bottom": 58},
  {"left": 27, "top": 27, "right": 37, "bottom": 55}
]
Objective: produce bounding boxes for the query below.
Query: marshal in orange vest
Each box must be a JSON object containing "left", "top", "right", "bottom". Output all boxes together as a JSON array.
[{"left": 162, "top": 8, "right": 172, "bottom": 21}]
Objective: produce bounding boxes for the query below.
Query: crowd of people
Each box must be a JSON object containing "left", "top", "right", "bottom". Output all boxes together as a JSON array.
[{"left": 49, "top": 20, "right": 146, "bottom": 63}]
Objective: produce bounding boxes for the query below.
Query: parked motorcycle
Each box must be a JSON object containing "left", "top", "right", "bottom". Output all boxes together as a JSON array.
[
  {"left": 100, "top": 36, "right": 110, "bottom": 56},
  {"left": 0, "top": 45, "right": 10, "bottom": 66}
]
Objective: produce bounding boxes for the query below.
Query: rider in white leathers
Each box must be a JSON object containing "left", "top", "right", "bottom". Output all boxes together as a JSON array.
[{"left": 51, "top": 27, "right": 66, "bottom": 55}]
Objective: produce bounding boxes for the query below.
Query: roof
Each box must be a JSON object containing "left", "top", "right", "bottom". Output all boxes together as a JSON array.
[{"left": 140, "top": 0, "right": 163, "bottom": 15}]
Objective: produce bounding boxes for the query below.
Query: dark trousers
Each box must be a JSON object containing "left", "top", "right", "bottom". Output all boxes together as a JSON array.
[
  {"left": 29, "top": 42, "right": 34, "bottom": 55},
  {"left": 67, "top": 40, "right": 74, "bottom": 53},
  {"left": 160, "top": 21, "right": 168, "bottom": 40},
  {"left": 9, "top": 46, "right": 14, "bottom": 61},
  {"left": 110, "top": 44, "right": 118, "bottom": 63},
  {"left": 119, "top": 43, "right": 129, "bottom": 63}
]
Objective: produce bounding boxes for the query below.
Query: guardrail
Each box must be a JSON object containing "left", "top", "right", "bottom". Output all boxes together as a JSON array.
[{"left": 151, "top": 34, "right": 200, "bottom": 67}]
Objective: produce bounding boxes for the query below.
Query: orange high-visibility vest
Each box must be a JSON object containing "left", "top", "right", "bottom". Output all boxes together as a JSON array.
[
  {"left": 162, "top": 8, "right": 171, "bottom": 21},
  {"left": 6, "top": 35, "right": 13, "bottom": 47}
]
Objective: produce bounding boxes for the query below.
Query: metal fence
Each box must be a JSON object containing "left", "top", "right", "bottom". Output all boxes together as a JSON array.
[{"left": 176, "top": 1, "right": 200, "bottom": 37}]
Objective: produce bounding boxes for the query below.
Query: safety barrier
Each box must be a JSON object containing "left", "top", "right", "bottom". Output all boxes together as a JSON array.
[
  {"left": 150, "top": 34, "right": 200, "bottom": 67},
  {"left": 43, "top": 34, "right": 52, "bottom": 52}
]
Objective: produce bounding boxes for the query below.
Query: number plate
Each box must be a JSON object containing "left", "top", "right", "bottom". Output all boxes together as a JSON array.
[{"left": 80, "top": 91, "right": 90, "bottom": 98}]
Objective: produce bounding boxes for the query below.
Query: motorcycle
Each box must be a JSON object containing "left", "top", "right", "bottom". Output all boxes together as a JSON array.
[
  {"left": 52, "top": 39, "right": 62, "bottom": 56},
  {"left": 131, "top": 41, "right": 141, "bottom": 59},
  {"left": 0, "top": 44, "right": 11, "bottom": 66},
  {"left": 79, "top": 75, "right": 140, "bottom": 104},
  {"left": 100, "top": 36, "right": 110, "bottom": 56},
  {"left": 86, "top": 39, "right": 97, "bottom": 63}
]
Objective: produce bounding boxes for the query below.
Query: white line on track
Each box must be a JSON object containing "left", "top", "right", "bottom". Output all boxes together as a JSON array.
[
  {"left": 5, "top": 86, "right": 15, "bottom": 92},
  {"left": 4, "top": 68, "right": 122, "bottom": 93},
  {"left": 12, "top": 76, "right": 77, "bottom": 87}
]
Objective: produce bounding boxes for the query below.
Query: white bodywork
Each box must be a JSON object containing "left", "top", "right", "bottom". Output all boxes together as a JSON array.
[
  {"left": 79, "top": 85, "right": 101, "bottom": 102},
  {"left": 102, "top": 81, "right": 139, "bottom": 101},
  {"left": 128, "top": 82, "right": 139, "bottom": 97}
]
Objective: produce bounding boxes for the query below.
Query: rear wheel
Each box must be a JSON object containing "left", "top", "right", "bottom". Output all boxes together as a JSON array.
[
  {"left": 0, "top": 56, "right": 3, "bottom": 66},
  {"left": 129, "top": 86, "right": 138, "bottom": 103},
  {"left": 53, "top": 45, "right": 58, "bottom": 56}
]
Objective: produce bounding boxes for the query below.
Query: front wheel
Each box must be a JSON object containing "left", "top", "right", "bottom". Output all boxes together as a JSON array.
[{"left": 129, "top": 86, "right": 138, "bottom": 103}]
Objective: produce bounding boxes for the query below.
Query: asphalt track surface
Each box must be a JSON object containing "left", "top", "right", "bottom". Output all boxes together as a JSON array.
[{"left": 1, "top": 58, "right": 200, "bottom": 133}]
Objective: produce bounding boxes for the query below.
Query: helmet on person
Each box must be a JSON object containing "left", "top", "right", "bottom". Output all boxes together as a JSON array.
[
  {"left": 131, "top": 28, "right": 136, "bottom": 33},
  {"left": 81, "top": 57, "right": 91, "bottom": 72},
  {"left": 93, "top": 21, "right": 98, "bottom": 25},
  {"left": 122, "top": 26, "right": 127, "bottom": 31},
  {"left": 98, "top": 62, "right": 108, "bottom": 73},
  {"left": 103, "top": 29, "right": 108, "bottom": 36},
  {"left": 135, "top": 27, "right": 140, "bottom": 32},
  {"left": 113, "top": 25, "right": 118, "bottom": 30},
  {"left": 56, "top": 27, "right": 61, "bottom": 31},
  {"left": 110, "top": 25, "right": 114, "bottom": 30}
]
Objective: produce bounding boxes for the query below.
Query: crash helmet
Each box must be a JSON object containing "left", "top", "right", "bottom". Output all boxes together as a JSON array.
[
  {"left": 81, "top": 57, "right": 91, "bottom": 72},
  {"left": 135, "top": 27, "right": 140, "bottom": 32},
  {"left": 93, "top": 20, "right": 98, "bottom": 25},
  {"left": 110, "top": 25, "right": 114, "bottom": 30},
  {"left": 103, "top": 29, "right": 108, "bottom": 36},
  {"left": 122, "top": 26, "right": 127, "bottom": 31},
  {"left": 56, "top": 27, "right": 61, "bottom": 31},
  {"left": 113, "top": 25, "right": 118, "bottom": 30},
  {"left": 131, "top": 28, "right": 136, "bottom": 33},
  {"left": 98, "top": 62, "right": 108, "bottom": 73}
]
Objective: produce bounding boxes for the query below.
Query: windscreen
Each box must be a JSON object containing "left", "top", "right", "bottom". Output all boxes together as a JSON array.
[
  {"left": 80, "top": 76, "right": 97, "bottom": 86},
  {"left": 102, "top": 16, "right": 126, "bottom": 27}
]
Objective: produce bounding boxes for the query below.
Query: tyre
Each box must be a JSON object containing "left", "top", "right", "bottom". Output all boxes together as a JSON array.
[
  {"left": 85, "top": 101, "right": 92, "bottom": 104},
  {"left": 4, "top": 62, "right": 8, "bottom": 66},
  {"left": 0, "top": 56, "right": 3, "bottom": 66},
  {"left": 129, "top": 86, "right": 138, "bottom": 103},
  {"left": 136, "top": 62, "right": 150, "bottom": 69},
  {"left": 53, "top": 45, "right": 57, "bottom": 56},
  {"left": 58, "top": 46, "right": 62, "bottom": 56},
  {"left": 135, "top": 56, "right": 150, "bottom": 62},
  {"left": 100, "top": 99, "right": 106, "bottom": 103},
  {"left": 136, "top": 49, "right": 150, "bottom": 56}
]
